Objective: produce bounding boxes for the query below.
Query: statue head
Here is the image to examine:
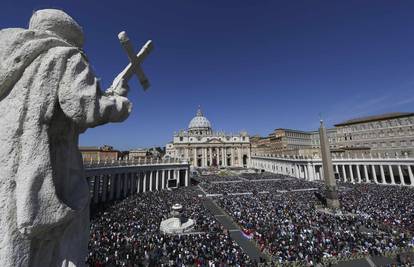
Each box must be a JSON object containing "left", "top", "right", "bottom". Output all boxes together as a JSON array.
[{"left": 29, "top": 9, "right": 84, "bottom": 48}]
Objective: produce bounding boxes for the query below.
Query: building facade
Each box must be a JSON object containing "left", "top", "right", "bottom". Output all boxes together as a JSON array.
[
  {"left": 251, "top": 112, "right": 414, "bottom": 157},
  {"left": 251, "top": 129, "right": 314, "bottom": 156},
  {"left": 166, "top": 108, "right": 251, "bottom": 168},
  {"left": 334, "top": 112, "right": 414, "bottom": 156},
  {"left": 129, "top": 147, "right": 162, "bottom": 161},
  {"left": 79, "top": 145, "right": 120, "bottom": 162}
]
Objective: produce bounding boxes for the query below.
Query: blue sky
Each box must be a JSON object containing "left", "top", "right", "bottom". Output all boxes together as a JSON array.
[{"left": 2, "top": 1, "right": 414, "bottom": 150}]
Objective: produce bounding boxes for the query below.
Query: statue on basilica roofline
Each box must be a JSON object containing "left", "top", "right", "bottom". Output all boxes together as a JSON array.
[{"left": 0, "top": 9, "right": 152, "bottom": 266}]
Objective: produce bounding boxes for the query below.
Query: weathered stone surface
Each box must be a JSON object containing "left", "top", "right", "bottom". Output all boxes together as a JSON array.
[{"left": 0, "top": 9, "right": 132, "bottom": 266}]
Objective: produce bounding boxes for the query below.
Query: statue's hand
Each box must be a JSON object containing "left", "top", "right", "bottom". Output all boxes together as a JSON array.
[{"left": 106, "top": 78, "right": 129, "bottom": 97}]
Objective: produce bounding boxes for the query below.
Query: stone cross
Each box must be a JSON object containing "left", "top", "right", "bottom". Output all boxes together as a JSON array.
[{"left": 113, "top": 31, "right": 153, "bottom": 90}]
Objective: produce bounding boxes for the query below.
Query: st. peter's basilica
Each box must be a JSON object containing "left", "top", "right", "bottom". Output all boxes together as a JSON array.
[{"left": 165, "top": 107, "right": 251, "bottom": 168}]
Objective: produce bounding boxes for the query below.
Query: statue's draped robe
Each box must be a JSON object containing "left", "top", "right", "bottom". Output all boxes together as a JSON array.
[{"left": 0, "top": 28, "right": 131, "bottom": 266}]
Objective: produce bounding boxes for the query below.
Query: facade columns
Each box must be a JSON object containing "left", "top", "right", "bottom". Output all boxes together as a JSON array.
[
  {"left": 341, "top": 165, "right": 347, "bottom": 182},
  {"left": 93, "top": 176, "right": 100, "bottom": 204},
  {"left": 193, "top": 147, "right": 197, "bottom": 167},
  {"left": 380, "top": 165, "right": 386, "bottom": 184},
  {"left": 109, "top": 175, "right": 115, "bottom": 200},
  {"left": 155, "top": 170, "right": 159, "bottom": 190},
  {"left": 116, "top": 174, "right": 122, "bottom": 199},
  {"left": 162, "top": 169, "right": 166, "bottom": 189},
  {"left": 389, "top": 165, "right": 396, "bottom": 185},
  {"left": 349, "top": 165, "right": 354, "bottom": 183},
  {"left": 371, "top": 165, "right": 378, "bottom": 183},
  {"left": 167, "top": 169, "right": 171, "bottom": 188},
  {"left": 137, "top": 173, "right": 140, "bottom": 193},
  {"left": 398, "top": 165, "right": 405, "bottom": 185},
  {"left": 149, "top": 171, "right": 153, "bottom": 191},
  {"left": 123, "top": 173, "right": 128, "bottom": 197},
  {"left": 143, "top": 172, "right": 147, "bottom": 192},
  {"left": 175, "top": 169, "right": 179, "bottom": 186},
  {"left": 203, "top": 148, "right": 207, "bottom": 167},
  {"left": 185, "top": 168, "right": 189, "bottom": 186},
  {"left": 408, "top": 165, "right": 414, "bottom": 186},
  {"left": 238, "top": 148, "right": 242, "bottom": 167},
  {"left": 317, "top": 165, "right": 323, "bottom": 180},
  {"left": 222, "top": 147, "right": 226, "bottom": 167},
  {"left": 101, "top": 175, "right": 108, "bottom": 202},
  {"left": 307, "top": 163, "right": 314, "bottom": 181},
  {"left": 363, "top": 165, "right": 369, "bottom": 183},
  {"left": 356, "top": 165, "right": 361, "bottom": 183},
  {"left": 304, "top": 165, "right": 308, "bottom": 180}
]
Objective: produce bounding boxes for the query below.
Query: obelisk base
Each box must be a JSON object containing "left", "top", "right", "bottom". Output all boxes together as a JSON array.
[{"left": 325, "top": 187, "right": 340, "bottom": 209}]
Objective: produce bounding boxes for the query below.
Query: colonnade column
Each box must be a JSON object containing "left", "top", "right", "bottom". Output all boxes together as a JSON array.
[
  {"left": 341, "top": 165, "right": 347, "bottom": 182},
  {"left": 101, "top": 175, "right": 108, "bottom": 202},
  {"left": 209, "top": 147, "right": 213, "bottom": 166},
  {"left": 137, "top": 173, "right": 141, "bottom": 192},
  {"left": 155, "top": 170, "right": 160, "bottom": 191},
  {"left": 357, "top": 165, "right": 361, "bottom": 183},
  {"left": 231, "top": 148, "right": 235, "bottom": 167},
  {"left": 193, "top": 147, "right": 197, "bottom": 167},
  {"left": 222, "top": 147, "right": 226, "bottom": 167},
  {"left": 185, "top": 168, "right": 189, "bottom": 186},
  {"left": 123, "top": 173, "right": 128, "bottom": 197},
  {"left": 389, "top": 165, "right": 396, "bottom": 185},
  {"left": 109, "top": 175, "right": 115, "bottom": 200},
  {"left": 348, "top": 165, "right": 354, "bottom": 183},
  {"left": 143, "top": 172, "right": 147, "bottom": 192},
  {"left": 238, "top": 148, "right": 242, "bottom": 167},
  {"left": 307, "top": 163, "right": 313, "bottom": 181},
  {"left": 204, "top": 147, "right": 207, "bottom": 166},
  {"left": 380, "top": 165, "right": 386, "bottom": 184},
  {"left": 162, "top": 170, "right": 166, "bottom": 189},
  {"left": 303, "top": 165, "right": 308, "bottom": 180},
  {"left": 398, "top": 165, "right": 405, "bottom": 185},
  {"left": 363, "top": 165, "right": 369, "bottom": 183},
  {"left": 334, "top": 165, "right": 339, "bottom": 177},
  {"left": 408, "top": 165, "right": 414, "bottom": 186},
  {"left": 371, "top": 165, "right": 378, "bottom": 184},
  {"left": 93, "top": 176, "right": 100, "bottom": 204},
  {"left": 116, "top": 174, "right": 122, "bottom": 199},
  {"left": 317, "top": 165, "right": 323, "bottom": 180},
  {"left": 149, "top": 171, "right": 153, "bottom": 191}
]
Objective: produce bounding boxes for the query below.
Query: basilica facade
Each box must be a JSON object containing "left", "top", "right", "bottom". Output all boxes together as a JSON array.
[{"left": 165, "top": 108, "right": 251, "bottom": 168}]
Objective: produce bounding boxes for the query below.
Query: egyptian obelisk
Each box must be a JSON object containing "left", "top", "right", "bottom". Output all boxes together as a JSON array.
[{"left": 319, "top": 120, "right": 340, "bottom": 209}]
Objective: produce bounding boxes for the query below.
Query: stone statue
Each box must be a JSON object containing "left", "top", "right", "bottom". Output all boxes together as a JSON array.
[{"left": 0, "top": 9, "right": 146, "bottom": 266}]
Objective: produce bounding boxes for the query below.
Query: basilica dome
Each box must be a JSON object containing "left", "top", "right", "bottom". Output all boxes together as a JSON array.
[{"left": 188, "top": 107, "right": 212, "bottom": 130}]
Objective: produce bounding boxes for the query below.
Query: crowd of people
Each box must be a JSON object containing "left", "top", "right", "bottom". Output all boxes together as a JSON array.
[
  {"left": 87, "top": 188, "right": 254, "bottom": 266},
  {"left": 213, "top": 180, "right": 414, "bottom": 265},
  {"left": 239, "top": 173, "right": 289, "bottom": 181},
  {"left": 338, "top": 184, "right": 414, "bottom": 233},
  {"left": 88, "top": 169, "right": 414, "bottom": 266},
  {"left": 200, "top": 178, "right": 320, "bottom": 195},
  {"left": 195, "top": 174, "right": 243, "bottom": 183}
]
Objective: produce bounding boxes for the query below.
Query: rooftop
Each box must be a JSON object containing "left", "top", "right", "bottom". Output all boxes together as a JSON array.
[{"left": 335, "top": 112, "right": 414, "bottom": 127}]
